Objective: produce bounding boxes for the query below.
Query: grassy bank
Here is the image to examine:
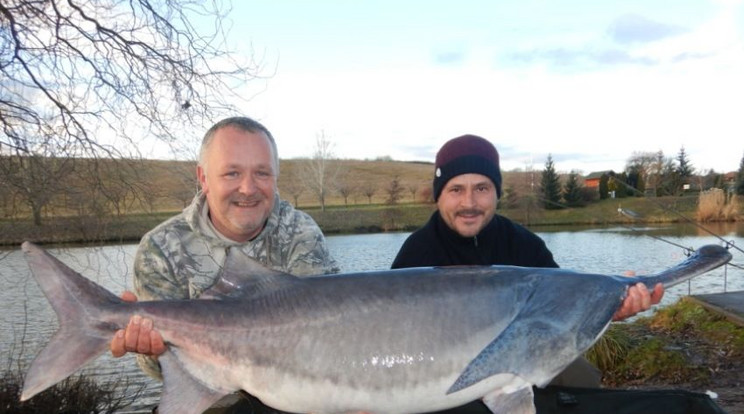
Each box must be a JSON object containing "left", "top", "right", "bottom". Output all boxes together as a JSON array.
[
  {"left": 0, "top": 195, "right": 734, "bottom": 247},
  {"left": 587, "top": 298, "right": 744, "bottom": 412}
]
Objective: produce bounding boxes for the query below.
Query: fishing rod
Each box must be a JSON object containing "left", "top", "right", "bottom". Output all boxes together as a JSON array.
[
  {"left": 609, "top": 177, "right": 744, "bottom": 257},
  {"left": 532, "top": 189, "right": 742, "bottom": 293},
  {"left": 534, "top": 195, "right": 697, "bottom": 254},
  {"left": 530, "top": 184, "right": 742, "bottom": 263}
]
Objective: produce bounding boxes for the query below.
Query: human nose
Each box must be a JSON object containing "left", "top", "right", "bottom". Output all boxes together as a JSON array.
[
  {"left": 461, "top": 188, "right": 476, "bottom": 207},
  {"left": 238, "top": 174, "right": 257, "bottom": 194}
]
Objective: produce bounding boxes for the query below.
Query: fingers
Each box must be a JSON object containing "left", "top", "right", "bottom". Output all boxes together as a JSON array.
[
  {"left": 110, "top": 329, "right": 126, "bottom": 358},
  {"left": 121, "top": 290, "right": 138, "bottom": 302},
  {"left": 137, "top": 317, "right": 153, "bottom": 355},
  {"left": 150, "top": 329, "right": 167, "bottom": 355},
  {"left": 635, "top": 283, "right": 652, "bottom": 310},
  {"left": 612, "top": 283, "right": 657, "bottom": 321},
  {"left": 651, "top": 283, "right": 665, "bottom": 305},
  {"left": 110, "top": 315, "right": 166, "bottom": 358},
  {"left": 125, "top": 315, "right": 143, "bottom": 352}
]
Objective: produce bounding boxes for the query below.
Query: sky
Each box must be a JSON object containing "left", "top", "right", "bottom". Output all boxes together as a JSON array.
[{"left": 215, "top": 0, "right": 744, "bottom": 174}]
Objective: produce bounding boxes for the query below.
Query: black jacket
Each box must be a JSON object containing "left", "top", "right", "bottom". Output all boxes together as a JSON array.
[{"left": 391, "top": 211, "right": 558, "bottom": 269}]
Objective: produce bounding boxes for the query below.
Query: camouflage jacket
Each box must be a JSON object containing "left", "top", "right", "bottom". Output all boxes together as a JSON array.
[{"left": 133, "top": 192, "right": 339, "bottom": 378}]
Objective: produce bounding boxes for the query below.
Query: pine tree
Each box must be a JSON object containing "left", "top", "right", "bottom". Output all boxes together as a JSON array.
[
  {"left": 614, "top": 172, "right": 630, "bottom": 198},
  {"left": 562, "top": 171, "right": 584, "bottom": 207},
  {"left": 540, "top": 154, "right": 562, "bottom": 209},
  {"left": 676, "top": 147, "right": 695, "bottom": 177}
]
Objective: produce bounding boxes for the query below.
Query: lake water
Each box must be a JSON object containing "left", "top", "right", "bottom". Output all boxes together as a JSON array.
[{"left": 1, "top": 222, "right": 743, "bottom": 412}]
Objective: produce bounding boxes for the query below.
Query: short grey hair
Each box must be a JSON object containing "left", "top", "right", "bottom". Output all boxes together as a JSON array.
[{"left": 199, "top": 116, "right": 279, "bottom": 175}]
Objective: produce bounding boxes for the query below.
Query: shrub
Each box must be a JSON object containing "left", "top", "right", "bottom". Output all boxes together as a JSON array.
[{"left": 0, "top": 368, "right": 144, "bottom": 414}]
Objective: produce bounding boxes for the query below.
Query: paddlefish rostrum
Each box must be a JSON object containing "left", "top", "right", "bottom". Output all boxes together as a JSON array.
[{"left": 20, "top": 242, "right": 731, "bottom": 414}]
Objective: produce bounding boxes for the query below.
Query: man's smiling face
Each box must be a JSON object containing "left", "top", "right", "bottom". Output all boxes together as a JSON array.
[
  {"left": 197, "top": 126, "right": 277, "bottom": 242},
  {"left": 436, "top": 173, "right": 498, "bottom": 238}
]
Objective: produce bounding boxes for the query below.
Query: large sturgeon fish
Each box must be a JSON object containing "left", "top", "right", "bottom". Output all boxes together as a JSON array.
[{"left": 20, "top": 242, "right": 731, "bottom": 414}]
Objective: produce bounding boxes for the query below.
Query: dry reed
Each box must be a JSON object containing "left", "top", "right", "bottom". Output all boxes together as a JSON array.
[{"left": 696, "top": 189, "right": 741, "bottom": 222}]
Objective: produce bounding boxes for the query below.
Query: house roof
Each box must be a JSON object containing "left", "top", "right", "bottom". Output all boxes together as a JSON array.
[{"left": 584, "top": 170, "right": 615, "bottom": 180}]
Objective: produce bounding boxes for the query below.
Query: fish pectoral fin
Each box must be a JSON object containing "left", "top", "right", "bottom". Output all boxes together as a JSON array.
[
  {"left": 156, "top": 352, "right": 227, "bottom": 414},
  {"left": 450, "top": 316, "right": 585, "bottom": 394},
  {"left": 482, "top": 385, "right": 536, "bottom": 414}
]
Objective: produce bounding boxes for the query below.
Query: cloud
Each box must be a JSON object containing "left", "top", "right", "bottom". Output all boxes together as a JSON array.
[
  {"left": 670, "top": 51, "right": 716, "bottom": 63},
  {"left": 432, "top": 45, "right": 467, "bottom": 65},
  {"left": 507, "top": 47, "right": 656, "bottom": 67},
  {"left": 502, "top": 14, "right": 703, "bottom": 69},
  {"left": 608, "top": 14, "right": 689, "bottom": 44}
]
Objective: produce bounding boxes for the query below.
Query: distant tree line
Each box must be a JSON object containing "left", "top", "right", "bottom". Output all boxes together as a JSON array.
[
  {"left": 533, "top": 147, "right": 744, "bottom": 210},
  {"left": 0, "top": 156, "right": 195, "bottom": 226},
  {"left": 3, "top": 146, "right": 742, "bottom": 231}
]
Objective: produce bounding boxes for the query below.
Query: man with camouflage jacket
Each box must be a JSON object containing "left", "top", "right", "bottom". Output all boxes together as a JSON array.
[
  {"left": 128, "top": 191, "right": 339, "bottom": 379},
  {"left": 109, "top": 116, "right": 338, "bottom": 411}
]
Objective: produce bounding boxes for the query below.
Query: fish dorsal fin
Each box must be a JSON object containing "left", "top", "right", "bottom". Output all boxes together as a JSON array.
[{"left": 201, "top": 247, "right": 299, "bottom": 299}]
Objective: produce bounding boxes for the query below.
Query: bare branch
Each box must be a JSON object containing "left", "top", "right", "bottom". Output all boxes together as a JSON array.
[{"left": 1, "top": 0, "right": 261, "bottom": 158}]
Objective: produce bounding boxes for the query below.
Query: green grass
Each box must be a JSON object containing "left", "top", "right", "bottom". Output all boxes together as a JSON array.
[{"left": 588, "top": 298, "right": 744, "bottom": 386}]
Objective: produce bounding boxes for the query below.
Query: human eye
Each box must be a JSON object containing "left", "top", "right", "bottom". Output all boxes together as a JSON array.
[
  {"left": 222, "top": 170, "right": 240, "bottom": 179},
  {"left": 255, "top": 169, "right": 273, "bottom": 179}
]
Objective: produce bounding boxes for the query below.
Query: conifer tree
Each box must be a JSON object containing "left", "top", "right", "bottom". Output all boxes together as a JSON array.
[
  {"left": 614, "top": 172, "right": 630, "bottom": 198},
  {"left": 562, "top": 171, "right": 584, "bottom": 207},
  {"left": 676, "top": 147, "right": 695, "bottom": 177},
  {"left": 540, "top": 154, "right": 562, "bottom": 209},
  {"left": 599, "top": 174, "right": 610, "bottom": 199}
]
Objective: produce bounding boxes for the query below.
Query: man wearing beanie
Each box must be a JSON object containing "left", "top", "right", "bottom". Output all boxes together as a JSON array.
[{"left": 391, "top": 134, "right": 664, "bottom": 414}]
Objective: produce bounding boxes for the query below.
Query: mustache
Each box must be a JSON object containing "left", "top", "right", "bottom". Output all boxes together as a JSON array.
[{"left": 455, "top": 209, "right": 484, "bottom": 217}]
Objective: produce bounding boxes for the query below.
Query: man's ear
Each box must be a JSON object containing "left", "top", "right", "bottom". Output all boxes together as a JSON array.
[{"left": 197, "top": 165, "right": 207, "bottom": 192}]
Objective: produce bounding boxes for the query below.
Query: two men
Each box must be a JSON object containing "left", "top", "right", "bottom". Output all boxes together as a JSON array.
[{"left": 113, "top": 126, "right": 662, "bottom": 412}]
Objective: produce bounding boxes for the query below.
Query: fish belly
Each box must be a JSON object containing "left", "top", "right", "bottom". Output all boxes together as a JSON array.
[{"left": 237, "top": 365, "right": 529, "bottom": 414}]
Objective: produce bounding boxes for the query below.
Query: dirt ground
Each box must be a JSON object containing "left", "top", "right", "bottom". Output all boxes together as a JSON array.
[{"left": 610, "top": 325, "right": 744, "bottom": 414}]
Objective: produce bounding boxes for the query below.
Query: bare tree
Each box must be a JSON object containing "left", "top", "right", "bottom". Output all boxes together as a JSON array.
[
  {"left": 169, "top": 161, "right": 199, "bottom": 208},
  {"left": 301, "top": 131, "right": 338, "bottom": 211},
  {"left": 0, "top": 137, "right": 75, "bottom": 225},
  {"left": 1, "top": 0, "right": 259, "bottom": 158},
  {"left": 282, "top": 176, "right": 305, "bottom": 208},
  {"left": 336, "top": 180, "right": 355, "bottom": 207},
  {"left": 385, "top": 176, "right": 405, "bottom": 205},
  {"left": 361, "top": 183, "right": 376, "bottom": 205},
  {"left": 625, "top": 151, "right": 660, "bottom": 196},
  {"left": 407, "top": 183, "right": 419, "bottom": 203}
]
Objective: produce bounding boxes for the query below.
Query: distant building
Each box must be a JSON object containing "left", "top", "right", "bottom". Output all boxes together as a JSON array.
[{"left": 584, "top": 170, "right": 615, "bottom": 189}]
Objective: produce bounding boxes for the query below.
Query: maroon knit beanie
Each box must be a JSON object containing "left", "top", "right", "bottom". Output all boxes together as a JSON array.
[{"left": 433, "top": 134, "right": 502, "bottom": 201}]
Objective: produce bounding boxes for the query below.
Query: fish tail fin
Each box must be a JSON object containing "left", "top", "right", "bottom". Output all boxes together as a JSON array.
[
  {"left": 639, "top": 244, "right": 732, "bottom": 289},
  {"left": 20, "top": 242, "right": 124, "bottom": 401}
]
